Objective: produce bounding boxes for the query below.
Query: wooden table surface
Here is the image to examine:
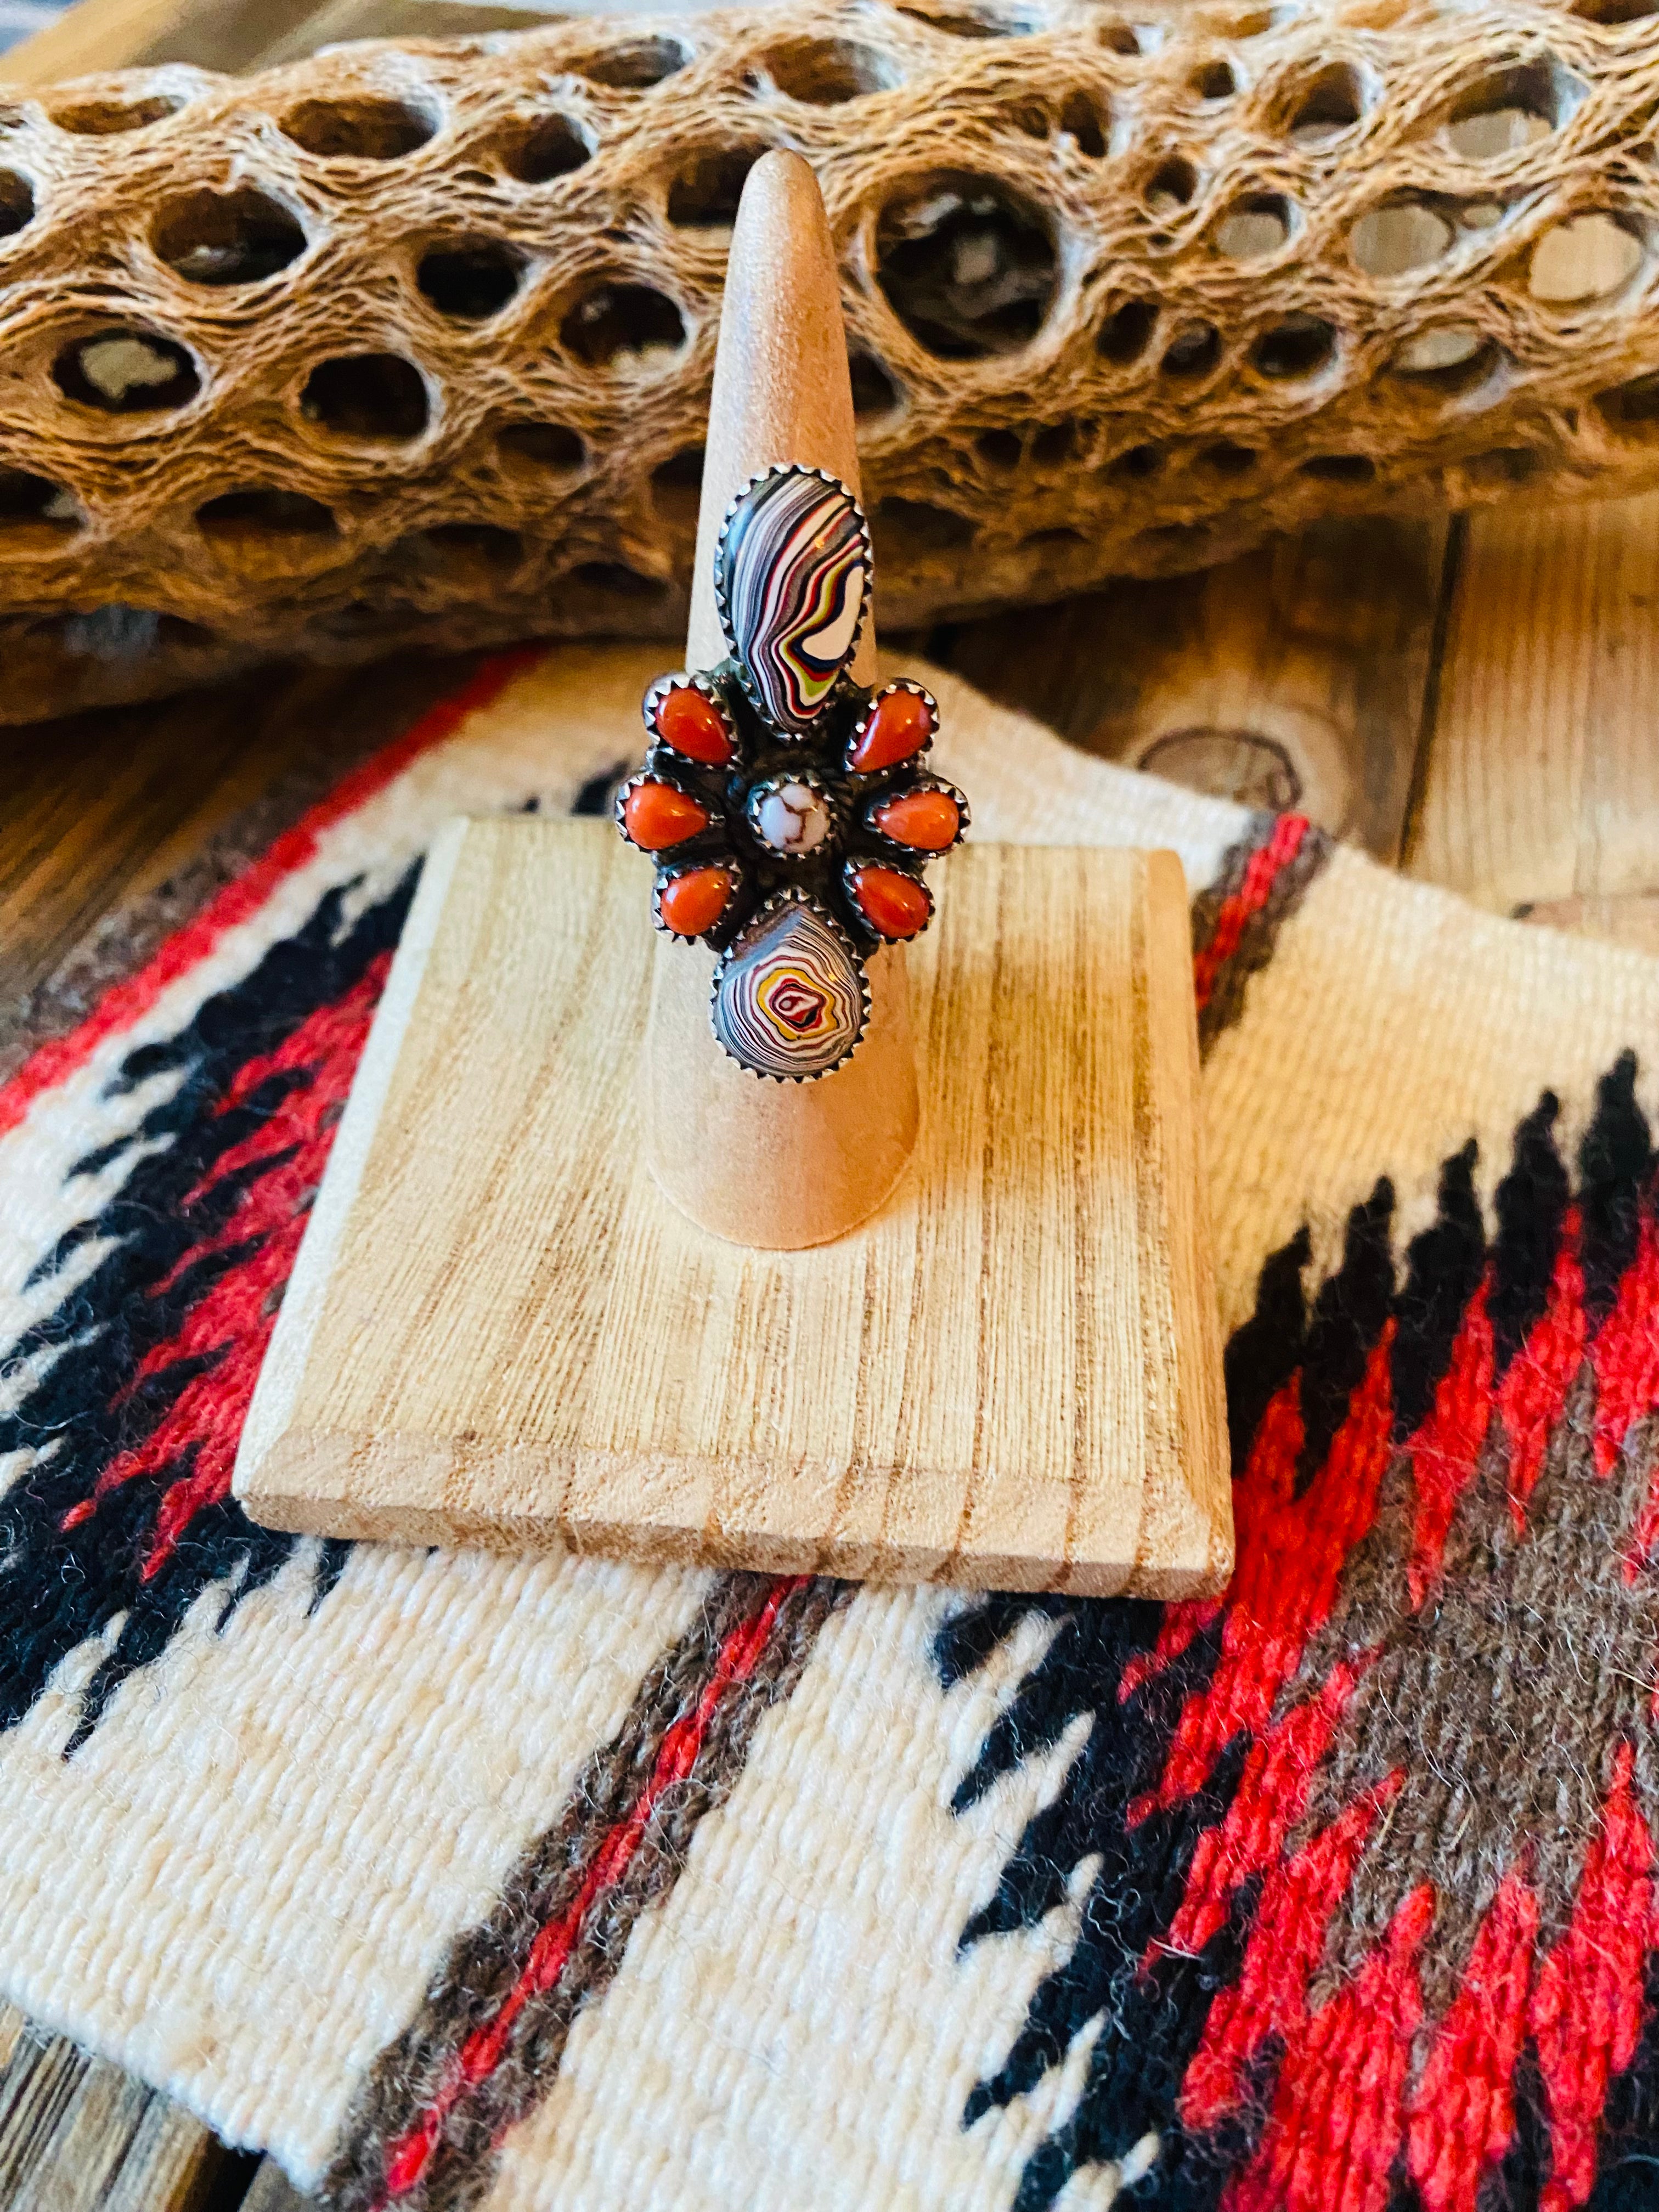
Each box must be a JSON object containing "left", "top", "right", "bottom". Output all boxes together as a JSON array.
[{"left": 5, "top": 3, "right": 1659, "bottom": 2208}]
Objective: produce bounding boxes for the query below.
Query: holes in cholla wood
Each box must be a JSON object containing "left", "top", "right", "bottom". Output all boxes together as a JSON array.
[
  {"left": 279, "top": 94, "right": 438, "bottom": 161},
  {"left": 974, "top": 419, "right": 1090, "bottom": 471},
  {"left": 1003, "top": 88, "right": 1110, "bottom": 154},
  {"left": 651, "top": 447, "right": 704, "bottom": 529},
  {"left": 668, "top": 145, "right": 770, "bottom": 229},
  {"left": 1214, "top": 192, "right": 1293, "bottom": 258},
  {"left": 0, "top": 171, "right": 35, "bottom": 241},
  {"left": 1391, "top": 324, "right": 1501, "bottom": 394},
  {"left": 571, "top": 38, "right": 690, "bottom": 88},
  {"left": 197, "top": 488, "right": 340, "bottom": 573},
  {"left": 499, "top": 112, "right": 594, "bottom": 183},
  {"left": 198, "top": 488, "right": 336, "bottom": 539},
  {"left": 1146, "top": 154, "right": 1198, "bottom": 216},
  {"left": 416, "top": 240, "right": 526, "bottom": 320},
  {"left": 1301, "top": 452, "right": 1376, "bottom": 482},
  {"left": 1031, "top": 420, "right": 1084, "bottom": 466},
  {"left": 1598, "top": 369, "right": 1659, "bottom": 437},
  {"left": 1283, "top": 61, "right": 1366, "bottom": 145},
  {"left": 0, "top": 467, "right": 81, "bottom": 538},
  {"left": 499, "top": 421, "right": 584, "bottom": 473},
  {"left": 849, "top": 352, "right": 901, "bottom": 416},
  {"left": 1161, "top": 320, "right": 1221, "bottom": 377},
  {"left": 1058, "top": 92, "right": 1107, "bottom": 158},
  {"left": 1443, "top": 59, "right": 1581, "bottom": 157},
  {"left": 760, "top": 38, "right": 903, "bottom": 101},
  {"left": 1572, "top": 0, "right": 1659, "bottom": 24},
  {"left": 1098, "top": 297, "right": 1158, "bottom": 364},
  {"left": 1200, "top": 441, "right": 1257, "bottom": 476},
  {"left": 49, "top": 93, "right": 182, "bottom": 134},
  {"left": 301, "top": 353, "right": 430, "bottom": 441},
  {"left": 403, "top": 523, "right": 524, "bottom": 582},
  {"left": 53, "top": 331, "right": 199, "bottom": 413},
  {"left": 1350, "top": 199, "right": 1455, "bottom": 275},
  {"left": 1189, "top": 58, "right": 1239, "bottom": 101},
  {"left": 1529, "top": 213, "right": 1644, "bottom": 304},
  {"left": 874, "top": 174, "right": 1057, "bottom": 358},
  {"left": 871, "top": 496, "right": 976, "bottom": 559},
  {"left": 560, "top": 282, "right": 686, "bottom": 367},
  {"left": 152, "top": 187, "right": 306, "bottom": 286},
  {"left": 1110, "top": 441, "right": 1163, "bottom": 479},
  {"left": 1251, "top": 313, "right": 1336, "bottom": 378}
]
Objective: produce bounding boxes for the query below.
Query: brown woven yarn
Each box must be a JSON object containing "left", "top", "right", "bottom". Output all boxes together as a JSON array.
[{"left": 2, "top": 0, "right": 1658, "bottom": 722}]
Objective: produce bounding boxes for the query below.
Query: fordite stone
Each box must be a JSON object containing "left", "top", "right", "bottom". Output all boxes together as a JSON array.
[
  {"left": 848, "top": 684, "right": 934, "bottom": 775},
  {"left": 650, "top": 678, "right": 735, "bottom": 768},
  {"left": 847, "top": 864, "right": 932, "bottom": 940},
  {"left": 621, "top": 778, "right": 710, "bottom": 850},
  {"left": 657, "top": 865, "right": 736, "bottom": 938},
  {"left": 871, "top": 786, "right": 961, "bottom": 854},
  {"left": 718, "top": 466, "right": 868, "bottom": 733},
  {"left": 712, "top": 896, "right": 866, "bottom": 1080}
]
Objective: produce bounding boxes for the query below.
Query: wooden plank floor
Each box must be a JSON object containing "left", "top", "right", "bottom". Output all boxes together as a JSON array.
[{"left": 5, "top": 3, "right": 1659, "bottom": 2207}]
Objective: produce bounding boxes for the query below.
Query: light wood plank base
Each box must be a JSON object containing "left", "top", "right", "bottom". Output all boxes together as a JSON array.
[{"left": 234, "top": 819, "right": 1231, "bottom": 1599}]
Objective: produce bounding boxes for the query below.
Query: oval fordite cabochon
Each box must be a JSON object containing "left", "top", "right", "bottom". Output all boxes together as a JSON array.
[
  {"left": 716, "top": 466, "right": 870, "bottom": 732},
  {"left": 711, "top": 895, "right": 867, "bottom": 1080}
]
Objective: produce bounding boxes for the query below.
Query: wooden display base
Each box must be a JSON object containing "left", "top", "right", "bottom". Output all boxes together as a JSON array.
[{"left": 234, "top": 819, "right": 1232, "bottom": 1598}]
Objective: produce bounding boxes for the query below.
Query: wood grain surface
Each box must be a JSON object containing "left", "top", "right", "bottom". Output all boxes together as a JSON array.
[
  {"left": 0, "top": 2002, "right": 256, "bottom": 2212},
  {"left": 1404, "top": 487, "right": 1659, "bottom": 944},
  {"left": 236, "top": 821, "right": 1231, "bottom": 1597},
  {"left": 936, "top": 515, "right": 1453, "bottom": 864}
]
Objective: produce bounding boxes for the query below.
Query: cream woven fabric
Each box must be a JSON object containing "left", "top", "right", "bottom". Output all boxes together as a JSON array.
[{"left": 4, "top": 647, "right": 1659, "bottom": 2212}]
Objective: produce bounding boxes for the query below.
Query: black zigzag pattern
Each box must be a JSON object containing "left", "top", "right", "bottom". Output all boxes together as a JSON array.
[{"left": 0, "top": 871, "right": 415, "bottom": 1748}]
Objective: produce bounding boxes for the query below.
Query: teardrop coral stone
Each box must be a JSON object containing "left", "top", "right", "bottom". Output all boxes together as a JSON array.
[
  {"left": 850, "top": 687, "right": 933, "bottom": 774},
  {"left": 873, "top": 788, "right": 961, "bottom": 853},
  {"left": 658, "top": 866, "right": 733, "bottom": 936},
  {"left": 849, "top": 865, "right": 931, "bottom": 940},
  {"left": 623, "top": 780, "right": 709, "bottom": 849},
  {"left": 654, "top": 684, "right": 733, "bottom": 766}
]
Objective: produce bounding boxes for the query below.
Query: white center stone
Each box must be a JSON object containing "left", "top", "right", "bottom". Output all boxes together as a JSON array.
[{"left": 753, "top": 781, "right": 831, "bottom": 855}]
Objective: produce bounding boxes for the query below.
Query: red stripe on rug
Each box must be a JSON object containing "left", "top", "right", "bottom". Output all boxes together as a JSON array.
[
  {"left": 0, "top": 648, "right": 543, "bottom": 1143},
  {"left": 1192, "top": 812, "right": 1312, "bottom": 1015},
  {"left": 376, "top": 1574, "right": 809, "bottom": 2205}
]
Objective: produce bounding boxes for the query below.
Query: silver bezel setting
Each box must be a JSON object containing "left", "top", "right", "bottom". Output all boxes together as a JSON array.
[
  {"left": 708, "top": 886, "right": 872, "bottom": 1082},
  {"left": 846, "top": 679, "right": 938, "bottom": 776},
  {"left": 614, "top": 766, "right": 713, "bottom": 854},
  {"left": 713, "top": 462, "right": 873, "bottom": 733},
  {"left": 743, "top": 770, "right": 839, "bottom": 863},
  {"left": 864, "top": 776, "right": 972, "bottom": 856},
  {"left": 651, "top": 857, "right": 746, "bottom": 941},
  {"left": 642, "top": 668, "right": 737, "bottom": 765}
]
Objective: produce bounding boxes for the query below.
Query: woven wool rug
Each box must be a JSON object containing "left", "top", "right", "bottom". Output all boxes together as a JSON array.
[{"left": 4, "top": 645, "right": 1659, "bottom": 2212}]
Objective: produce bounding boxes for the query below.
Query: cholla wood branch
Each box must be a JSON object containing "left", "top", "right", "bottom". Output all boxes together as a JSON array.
[{"left": 2, "top": 0, "right": 1659, "bottom": 721}]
